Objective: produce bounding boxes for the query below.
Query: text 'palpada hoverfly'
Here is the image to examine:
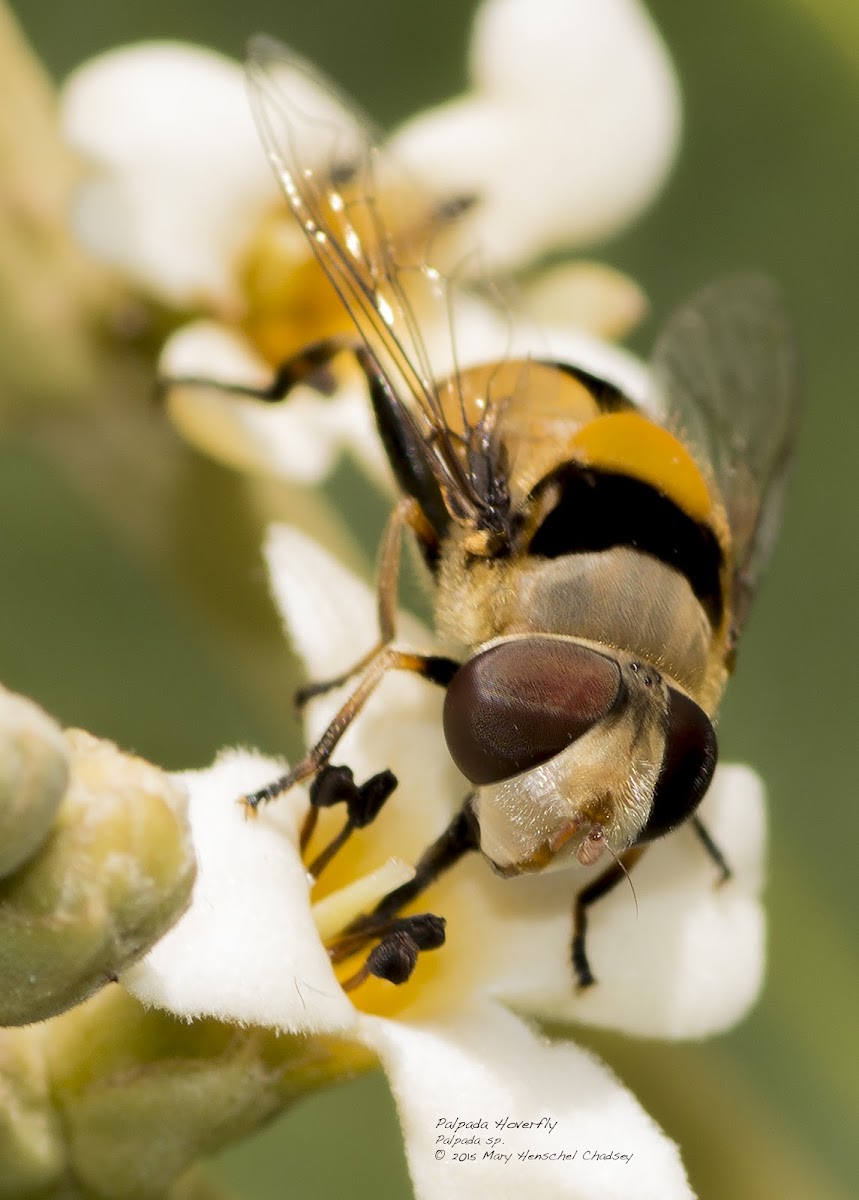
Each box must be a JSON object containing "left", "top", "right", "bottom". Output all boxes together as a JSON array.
[{"left": 170, "top": 36, "right": 800, "bottom": 989}]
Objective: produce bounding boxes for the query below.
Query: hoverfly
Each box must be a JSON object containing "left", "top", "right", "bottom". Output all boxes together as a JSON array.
[{"left": 173, "top": 36, "right": 800, "bottom": 988}]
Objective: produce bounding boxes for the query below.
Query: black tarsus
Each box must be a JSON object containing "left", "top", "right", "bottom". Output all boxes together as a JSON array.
[{"left": 690, "top": 814, "right": 732, "bottom": 884}]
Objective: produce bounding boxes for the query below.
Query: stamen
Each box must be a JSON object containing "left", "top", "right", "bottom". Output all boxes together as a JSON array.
[
  {"left": 307, "top": 820, "right": 353, "bottom": 879},
  {"left": 310, "top": 763, "right": 358, "bottom": 808},
  {"left": 397, "top": 913, "right": 446, "bottom": 951},
  {"left": 312, "top": 858, "right": 414, "bottom": 943},
  {"left": 350, "top": 770, "right": 398, "bottom": 828},
  {"left": 306, "top": 768, "right": 398, "bottom": 879},
  {"left": 299, "top": 807, "right": 318, "bottom": 854},
  {"left": 300, "top": 764, "right": 357, "bottom": 853},
  {"left": 330, "top": 800, "right": 479, "bottom": 959},
  {"left": 341, "top": 931, "right": 418, "bottom": 991},
  {"left": 338, "top": 914, "right": 446, "bottom": 992},
  {"left": 313, "top": 799, "right": 472, "bottom": 989},
  {"left": 329, "top": 912, "right": 445, "bottom": 965}
]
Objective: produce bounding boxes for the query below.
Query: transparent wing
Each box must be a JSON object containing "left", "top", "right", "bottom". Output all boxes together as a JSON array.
[
  {"left": 651, "top": 274, "right": 801, "bottom": 633},
  {"left": 245, "top": 35, "right": 511, "bottom": 538}
]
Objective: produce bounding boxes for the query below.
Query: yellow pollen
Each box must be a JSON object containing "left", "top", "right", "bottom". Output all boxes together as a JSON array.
[{"left": 239, "top": 209, "right": 353, "bottom": 364}]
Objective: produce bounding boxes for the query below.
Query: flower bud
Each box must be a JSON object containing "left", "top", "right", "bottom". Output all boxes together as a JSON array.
[
  {"left": 41, "top": 987, "right": 370, "bottom": 1200},
  {"left": 0, "top": 686, "right": 69, "bottom": 879},
  {"left": 0, "top": 729, "right": 196, "bottom": 1025},
  {"left": 0, "top": 1025, "right": 64, "bottom": 1193}
]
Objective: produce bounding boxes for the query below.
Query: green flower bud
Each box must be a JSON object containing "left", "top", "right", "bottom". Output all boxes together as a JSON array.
[
  {"left": 0, "top": 1025, "right": 64, "bottom": 1195},
  {"left": 0, "top": 687, "right": 69, "bottom": 880},
  {"left": 42, "top": 988, "right": 372, "bottom": 1200},
  {"left": 0, "top": 730, "right": 196, "bottom": 1025}
]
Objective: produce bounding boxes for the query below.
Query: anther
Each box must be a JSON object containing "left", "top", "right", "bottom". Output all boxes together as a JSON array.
[
  {"left": 341, "top": 931, "right": 418, "bottom": 991},
  {"left": 300, "top": 764, "right": 357, "bottom": 854},
  {"left": 330, "top": 160, "right": 358, "bottom": 186},
  {"left": 395, "top": 913, "right": 446, "bottom": 951},
  {"left": 310, "top": 763, "right": 358, "bottom": 808},
  {"left": 328, "top": 911, "right": 446, "bottom": 966},
  {"left": 348, "top": 769, "right": 397, "bottom": 828},
  {"left": 306, "top": 768, "right": 399, "bottom": 879},
  {"left": 432, "top": 192, "right": 479, "bottom": 224},
  {"left": 339, "top": 914, "right": 446, "bottom": 992}
]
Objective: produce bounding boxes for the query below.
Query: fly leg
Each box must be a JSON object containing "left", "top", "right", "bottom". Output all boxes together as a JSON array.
[
  {"left": 241, "top": 489, "right": 452, "bottom": 817},
  {"left": 159, "top": 333, "right": 361, "bottom": 403},
  {"left": 295, "top": 493, "right": 439, "bottom": 708},
  {"left": 690, "top": 815, "right": 732, "bottom": 884},
  {"left": 242, "top": 645, "right": 457, "bottom": 814},
  {"left": 572, "top": 816, "right": 731, "bottom": 989},
  {"left": 571, "top": 845, "right": 647, "bottom": 989}
]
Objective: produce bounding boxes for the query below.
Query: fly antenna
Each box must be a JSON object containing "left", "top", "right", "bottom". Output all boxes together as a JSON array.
[{"left": 605, "top": 840, "right": 639, "bottom": 918}]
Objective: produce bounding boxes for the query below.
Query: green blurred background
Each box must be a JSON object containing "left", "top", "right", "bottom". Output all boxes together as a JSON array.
[{"left": 3, "top": 0, "right": 858, "bottom": 1197}]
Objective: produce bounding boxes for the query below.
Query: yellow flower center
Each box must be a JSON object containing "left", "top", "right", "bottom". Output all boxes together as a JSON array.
[
  {"left": 238, "top": 208, "right": 354, "bottom": 366},
  {"left": 302, "top": 795, "right": 451, "bottom": 1020}
]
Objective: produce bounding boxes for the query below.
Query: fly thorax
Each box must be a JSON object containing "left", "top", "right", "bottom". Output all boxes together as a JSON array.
[
  {"left": 433, "top": 530, "right": 518, "bottom": 647},
  {"left": 505, "top": 548, "right": 713, "bottom": 695}
]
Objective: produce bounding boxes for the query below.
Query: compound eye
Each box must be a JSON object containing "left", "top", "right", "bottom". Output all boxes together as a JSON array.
[
  {"left": 638, "top": 687, "right": 717, "bottom": 843},
  {"left": 443, "top": 638, "right": 622, "bottom": 786}
]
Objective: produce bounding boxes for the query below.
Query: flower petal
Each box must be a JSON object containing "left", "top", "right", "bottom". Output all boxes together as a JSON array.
[
  {"left": 161, "top": 321, "right": 387, "bottom": 484},
  {"left": 523, "top": 262, "right": 648, "bottom": 342},
  {"left": 61, "top": 44, "right": 276, "bottom": 310},
  {"left": 409, "top": 286, "right": 651, "bottom": 409},
  {"left": 265, "top": 522, "right": 383, "bottom": 682},
  {"left": 531, "top": 324, "right": 651, "bottom": 410},
  {"left": 361, "top": 1002, "right": 693, "bottom": 1199},
  {"left": 391, "top": 0, "right": 680, "bottom": 271},
  {"left": 122, "top": 749, "right": 356, "bottom": 1034}
]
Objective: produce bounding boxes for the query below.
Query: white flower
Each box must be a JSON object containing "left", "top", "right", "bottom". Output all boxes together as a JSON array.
[
  {"left": 391, "top": 0, "right": 681, "bottom": 271},
  {"left": 59, "top": 0, "right": 678, "bottom": 486},
  {"left": 123, "top": 524, "right": 765, "bottom": 1200}
]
